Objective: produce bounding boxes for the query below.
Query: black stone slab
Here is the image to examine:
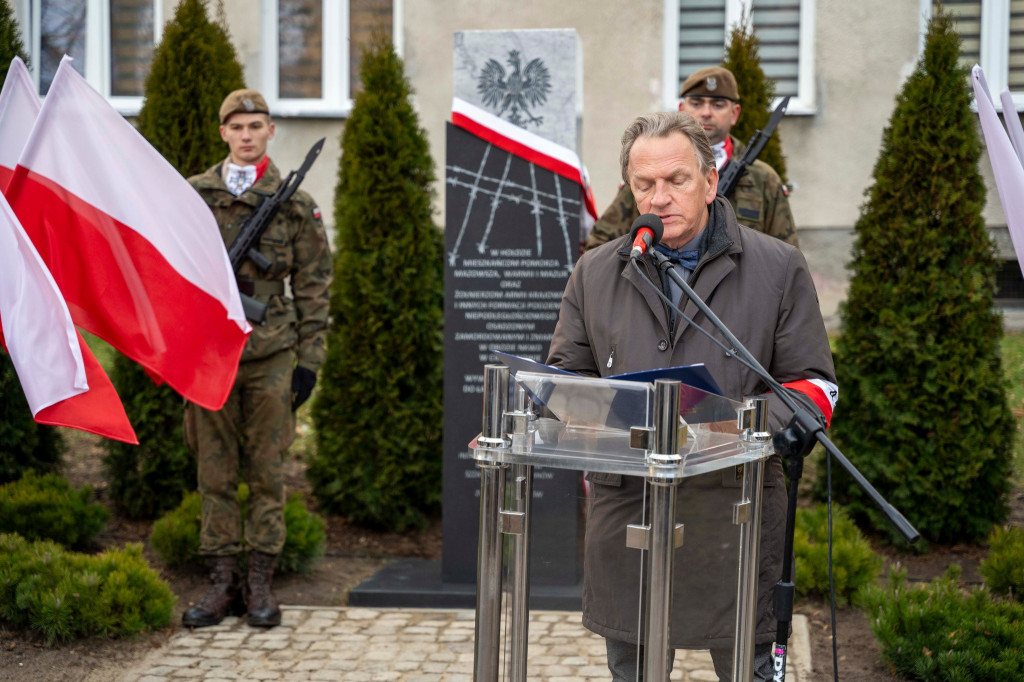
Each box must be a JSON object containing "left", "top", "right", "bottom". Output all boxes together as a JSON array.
[
  {"left": 442, "top": 123, "right": 584, "bottom": 588},
  {"left": 347, "top": 557, "right": 583, "bottom": 611}
]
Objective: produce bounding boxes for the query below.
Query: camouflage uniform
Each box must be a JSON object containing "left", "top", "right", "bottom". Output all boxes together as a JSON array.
[
  {"left": 584, "top": 136, "right": 798, "bottom": 250},
  {"left": 184, "top": 158, "right": 332, "bottom": 557}
]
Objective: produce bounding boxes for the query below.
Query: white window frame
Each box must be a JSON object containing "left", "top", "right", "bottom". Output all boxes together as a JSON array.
[
  {"left": 17, "top": 0, "right": 163, "bottom": 115},
  {"left": 921, "top": 0, "right": 1024, "bottom": 112},
  {"left": 663, "top": 0, "right": 817, "bottom": 115}
]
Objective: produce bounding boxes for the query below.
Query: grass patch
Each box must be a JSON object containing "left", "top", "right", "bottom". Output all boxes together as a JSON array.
[{"left": 1000, "top": 332, "right": 1024, "bottom": 486}]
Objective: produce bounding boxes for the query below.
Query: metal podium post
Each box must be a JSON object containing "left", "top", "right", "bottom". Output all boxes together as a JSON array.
[
  {"left": 507, "top": 382, "right": 533, "bottom": 682},
  {"left": 644, "top": 380, "right": 683, "bottom": 682},
  {"left": 473, "top": 365, "right": 509, "bottom": 682},
  {"left": 732, "top": 396, "right": 771, "bottom": 682}
]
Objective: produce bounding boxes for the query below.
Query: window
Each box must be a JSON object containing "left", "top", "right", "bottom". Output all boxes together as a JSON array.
[
  {"left": 260, "top": 0, "right": 395, "bottom": 117},
  {"left": 664, "top": 0, "right": 816, "bottom": 114},
  {"left": 17, "top": 0, "right": 162, "bottom": 113},
  {"left": 932, "top": 0, "right": 1024, "bottom": 110}
]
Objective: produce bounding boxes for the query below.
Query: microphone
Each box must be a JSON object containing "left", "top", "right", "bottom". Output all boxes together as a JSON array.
[{"left": 628, "top": 214, "right": 664, "bottom": 260}]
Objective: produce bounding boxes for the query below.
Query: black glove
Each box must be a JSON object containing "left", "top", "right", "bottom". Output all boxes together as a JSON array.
[{"left": 291, "top": 366, "right": 317, "bottom": 411}]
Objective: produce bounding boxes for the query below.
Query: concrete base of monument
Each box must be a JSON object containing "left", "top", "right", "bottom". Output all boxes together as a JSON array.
[{"left": 347, "top": 557, "right": 583, "bottom": 610}]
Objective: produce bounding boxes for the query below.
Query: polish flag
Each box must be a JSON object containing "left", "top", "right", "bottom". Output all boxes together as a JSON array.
[
  {"left": 0, "top": 190, "right": 136, "bottom": 443},
  {"left": 0, "top": 56, "right": 40, "bottom": 190},
  {"left": 6, "top": 57, "right": 250, "bottom": 410}
]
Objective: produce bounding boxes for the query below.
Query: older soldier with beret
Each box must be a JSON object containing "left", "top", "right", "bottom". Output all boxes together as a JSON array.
[
  {"left": 181, "top": 89, "right": 333, "bottom": 629},
  {"left": 585, "top": 66, "right": 797, "bottom": 250},
  {"left": 549, "top": 111, "right": 835, "bottom": 681}
]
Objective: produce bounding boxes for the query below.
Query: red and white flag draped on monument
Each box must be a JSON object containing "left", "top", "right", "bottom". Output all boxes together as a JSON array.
[
  {"left": 0, "top": 55, "right": 136, "bottom": 442},
  {"left": 452, "top": 97, "right": 598, "bottom": 245},
  {"left": 6, "top": 56, "right": 250, "bottom": 411}
]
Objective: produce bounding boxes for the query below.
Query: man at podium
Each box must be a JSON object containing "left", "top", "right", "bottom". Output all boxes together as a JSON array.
[{"left": 547, "top": 111, "right": 836, "bottom": 682}]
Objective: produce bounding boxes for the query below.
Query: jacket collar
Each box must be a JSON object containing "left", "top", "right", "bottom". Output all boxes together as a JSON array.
[
  {"left": 616, "top": 197, "right": 744, "bottom": 343},
  {"left": 201, "top": 156, "right": 282, "bottom": 207}
]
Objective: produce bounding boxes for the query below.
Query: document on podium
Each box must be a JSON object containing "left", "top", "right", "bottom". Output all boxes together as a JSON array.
[{"left": 493, "top": 351, "right": 724, "bottom": 396}]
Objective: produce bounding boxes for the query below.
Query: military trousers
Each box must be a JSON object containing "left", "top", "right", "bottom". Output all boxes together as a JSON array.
[{"left": 185, "top": 348, "right": 296, "bottom": 557}]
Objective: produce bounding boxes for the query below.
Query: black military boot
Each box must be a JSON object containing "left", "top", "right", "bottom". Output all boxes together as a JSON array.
[
  {"left": 246, "top": 551, "right": 282, "bottom": 627},
  {"left": 182, "top": 555, "right": 243, "bottom": 627}
]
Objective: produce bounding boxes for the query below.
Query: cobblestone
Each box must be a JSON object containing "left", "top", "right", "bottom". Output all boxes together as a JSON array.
[{"left": 119, "top": 607, "right": 809, "bottom": 680}]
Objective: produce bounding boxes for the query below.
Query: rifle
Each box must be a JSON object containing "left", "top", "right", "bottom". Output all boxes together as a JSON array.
[
  {"left": 228, "top": 137, "right": 325, "bottom": 324},
  {"left": 716, "top": 95, "right": 790, "bottom": 198}
]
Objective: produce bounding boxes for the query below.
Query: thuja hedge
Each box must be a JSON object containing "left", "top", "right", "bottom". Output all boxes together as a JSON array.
[
  {"left": 862, "top": 564, "right": 1024, "bottom": 681},
  {"left": 0, "top": 533, "right": 175, "bottom": 644},
  {"left": 309, "top": 38, "right": 444, "bottom": 532},
  {"left": 0, "top": 471, "right": 108, "bottom": 548},
  {"left": 150, "top": 488, "right": 325, "bottom": 574},
  {"left": 823, "top": 10, "right": 1014, "bottom": 543},
  {"left": 0, "top": 354, "right": 64, "bottom": 484}
]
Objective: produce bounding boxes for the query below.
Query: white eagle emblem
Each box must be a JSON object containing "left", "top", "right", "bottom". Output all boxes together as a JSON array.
[
  {"left": 707, "top": 76, "right": 718, "bottom": 91},
  {"left": 477, "top": 50, "right": 552, "bottom": 128}
]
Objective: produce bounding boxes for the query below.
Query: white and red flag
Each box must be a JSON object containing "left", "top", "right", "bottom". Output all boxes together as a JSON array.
[
  {"left": 0, "top": 56, "right": 40, "bottom": 190},
  {"left": 452, "top": 97, "right": 599, "bottom": 244},
  {"left": 972, "top": 66, "right": 1024, "bottom": 275},
  {"left": 6, "top": 56, "right": 250, "bottom": 410},
  {"left": 0, "top": 189, "right": 136, "bottom": 443}
]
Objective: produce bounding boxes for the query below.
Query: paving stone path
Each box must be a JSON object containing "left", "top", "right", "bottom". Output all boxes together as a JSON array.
[{"left": 122, "top": 607, "right": 809, "bottom": 681}]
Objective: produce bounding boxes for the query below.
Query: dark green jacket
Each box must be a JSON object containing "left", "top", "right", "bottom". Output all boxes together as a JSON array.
[{"left": 189, "top": 158, "right": 332, "bottom": 371}]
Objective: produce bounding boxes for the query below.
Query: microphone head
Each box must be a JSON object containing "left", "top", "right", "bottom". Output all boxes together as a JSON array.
[{"left": 628, "top": 213, "right": 664, "bottom": 244}]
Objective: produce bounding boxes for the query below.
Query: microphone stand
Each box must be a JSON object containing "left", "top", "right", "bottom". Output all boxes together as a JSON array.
[{"left": 648, "top": 249, "right": 920, "bottom": 681}]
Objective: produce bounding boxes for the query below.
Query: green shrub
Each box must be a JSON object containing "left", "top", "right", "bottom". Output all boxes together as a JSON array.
[
  {"left": 149, "top": 492, "right": 202, "bottom": 569},
  {"left": 0, "top": 354, "right": 65, "bottom": 485},
  {"left": 821, "top": 9, "right": 1015, "bottom": 543},
  {"left": 722, "top": 13, "right": 787, "bottom": 183},
  {"left": 309, "top": 37, "right": 444, "bottom": 532},
  {"left": 0, "top": 533, "right": 175, "bottom": 644},
  {"left": 151, "top": 488, "right": 325, "bottom": 574},
  {"left": 862, "top": 564, "right": 1024, "bottom": 680},
  {"left": 980, "top": 525, "right": 1024, "bottom": 601},
  {"left": 0, "top": 471, "right": 108, "bottom": 548},
  {"left": 103, "top": 351, "right": 195, "bottom": 520},
  {"left": 0, "top": 0, "right": 28, "bottom": 84},
  {"left": 794, "top": 503, "right": 881, "bottom": 605}
]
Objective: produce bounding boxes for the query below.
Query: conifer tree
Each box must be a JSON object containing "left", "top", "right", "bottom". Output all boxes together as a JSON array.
[
  {"left": 0, "top": 0, "right": 63, "bottom": 482},
  {"left": 823, "top": 10, "right": 1014, "bottom": 543},
  {"left": 103, "top": 0, "right": 245, "bottom": 519},
  {"left": 722, "top": 15, "right": 787, "bottom": 183},
  {"left": 308, "top": 38, "right": 443, "bottom": 531},
  {"left": 0, "top": 0, "right": 27, "bottom": 85}
]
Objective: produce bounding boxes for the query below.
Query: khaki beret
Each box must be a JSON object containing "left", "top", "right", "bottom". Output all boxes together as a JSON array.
[
  {"left": 680, "top": 67, "right": 739, "bottom": 101},
  {"left": 219, "top": 89, "right": 270, "bottom": 124}
]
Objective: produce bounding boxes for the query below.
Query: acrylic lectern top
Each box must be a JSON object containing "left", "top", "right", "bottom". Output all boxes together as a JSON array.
[{"left": 470, "top": 370, "right": 772, "bottom": 479}]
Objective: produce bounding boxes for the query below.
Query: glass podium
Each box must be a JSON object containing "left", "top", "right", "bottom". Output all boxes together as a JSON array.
[{"left": 469, "top": 364, "right": 774, "bottom": 682}]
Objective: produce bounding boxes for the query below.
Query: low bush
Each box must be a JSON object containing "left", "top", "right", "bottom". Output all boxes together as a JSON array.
[
  {"left": 980, "top": 525, "right": 1024, "bottom": 601},
  {"left": 794, "top": 503, "right": 881, "bottom": 605},
  {"left": 151, "top": 487, "right": 325, "bottom": 574},
  {"left": 861, "top": 564, "right": 1024, "bottom": 680},
  {"left": 0, "top": 533, "right": 175, "bottom": 644},
  {"left": 0, "top": 471, "right": 109, "bottom": 548},
  {"left": 149, "top": 491, "right": 202, "bottom": 568}
]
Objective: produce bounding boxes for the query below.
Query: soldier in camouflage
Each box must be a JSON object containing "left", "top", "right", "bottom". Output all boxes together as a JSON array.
[
  {"left": 182, "top": 89, "right": 332, "bottom": 630},
  {"left": 585, "top": 66, "right": 797, "bottom": 250}
]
